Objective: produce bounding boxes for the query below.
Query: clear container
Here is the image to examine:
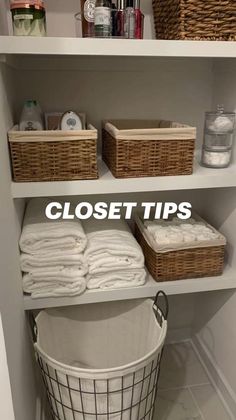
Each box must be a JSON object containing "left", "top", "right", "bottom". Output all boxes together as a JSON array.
[{"left": 201, "top": 106, "right": 235, "bottom": 168}]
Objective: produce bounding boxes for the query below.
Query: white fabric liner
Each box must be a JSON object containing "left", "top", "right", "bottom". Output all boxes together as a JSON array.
[
  {"left": 35, "top": 300, "right": 167, "bottom": 420},
  {"left": 136, "top": 212, "right": 226, "bottom": 253},
  {"left": 35, "top": 299, "right": 167, "bottom": 379},
  {"left": 8, "top": 124, "right": 97, "bottom": 142},
  {"left": 104, "top": 119, "right": 196, "bottom": 141}
]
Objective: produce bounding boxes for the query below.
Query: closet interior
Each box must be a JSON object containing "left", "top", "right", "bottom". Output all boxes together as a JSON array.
[{"left": 0, "top": 1, "right": 236, "bottom": 419}]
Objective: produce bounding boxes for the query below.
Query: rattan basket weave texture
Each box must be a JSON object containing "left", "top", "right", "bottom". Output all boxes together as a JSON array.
[
  {"left": 135, "top": 222, "right": 225, "bottom": 282},
  {"left": 9, "top": 126, "right": 98, "bottom": 182},
  {"left": 102, "top": 120, "right": 195, "bottom": 178},
  {"left": 152, "top": 0, "right": 236, "bottom": 41}
]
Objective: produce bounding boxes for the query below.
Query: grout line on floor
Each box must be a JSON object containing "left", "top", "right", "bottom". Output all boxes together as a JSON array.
[
  {"left": 188, "top": 386, "right": 206, "bottom": 420},
  {"left": 159, "top": 382, "right": 211, "bottom": 392},
  {"left": 164, "top": 338, "right": 192, "bottom": 346}
]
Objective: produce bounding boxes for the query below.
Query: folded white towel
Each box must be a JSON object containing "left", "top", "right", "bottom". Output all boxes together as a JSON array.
[
  {"left": 87, "top": 269, "right": 146, "bottom": 290},
  {"left": 147, "top": 218, "right": 220, "bottom": 246},
  {"left": 20, "top": 198, "right": 87, "bottom": 254},
  {"left": 83, "top": 219, "right": 144, "bottom": 274},
  {"left": 23, "top": 273, "right": 86, "bottom": 299},
  {"left": 20, "top": 251, "right": 88, "bottom": 276}
]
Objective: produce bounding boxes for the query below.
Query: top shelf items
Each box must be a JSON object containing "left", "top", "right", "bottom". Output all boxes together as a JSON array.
[{"left": 1, "top": 37, "right": 236, "bottom": 59}]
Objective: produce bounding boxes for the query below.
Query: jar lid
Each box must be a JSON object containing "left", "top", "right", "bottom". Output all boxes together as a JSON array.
[
  {"left": 10, "top": 0, "right": 45, "bottom": 10},
  {"left": 10, "top": 0, "right": 44, "bottom": 4}
]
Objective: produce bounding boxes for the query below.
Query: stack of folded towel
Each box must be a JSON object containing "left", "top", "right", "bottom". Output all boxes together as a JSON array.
[
  {"left": 19, "top": 199, "right": 87, "bottom": 299},
  {"left": 145, "top": 217, "right": 220, "bottom": 246},
  {"left": 83, "top": 219, "right": 146, "bottom": 290}
]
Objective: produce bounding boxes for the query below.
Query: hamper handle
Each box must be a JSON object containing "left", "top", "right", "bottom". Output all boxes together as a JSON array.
[
  {"left": 153, "top": 291, "right": 169, "bottom": 321},
  {"left": 28, "top": 312, "right": 38, "bottom": 344}
]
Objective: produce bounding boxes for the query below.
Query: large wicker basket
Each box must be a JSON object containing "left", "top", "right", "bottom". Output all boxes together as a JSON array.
[
  {"left": 102, "top": 120, "right": 196, "bottom": 178},
  {"left": 135, "top": 215, "right": 226, "bottom": 282},
  {"left": 153, "top": 0, "right": 236, "bottom": 41},
  {"left": 9, "top": 125, "right": 98, "bottom": 182}
]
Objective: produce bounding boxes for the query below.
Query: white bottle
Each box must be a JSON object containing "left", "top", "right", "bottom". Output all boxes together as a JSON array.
[{"left": 19, "top": 100, "right": 44, "bottom": 131}]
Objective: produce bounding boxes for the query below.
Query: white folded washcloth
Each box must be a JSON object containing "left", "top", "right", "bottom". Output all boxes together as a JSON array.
[
  {"left": 86, "top": 269, "right": 146, "bottom": 290},
  {"left": 20, "top": 251, "right": 88, "bottom": 276},
  {"left": 23, "top": 273, "right": 86, "bottom": 299},
  {"left": 147, "top": 218, "right": 220, "bottom": 246},
  {"left": 20, "top": 198, "right": 87, "bottom": 254},
  {"left": 83, "top": 219, "right": 144, "bottom": 274}
]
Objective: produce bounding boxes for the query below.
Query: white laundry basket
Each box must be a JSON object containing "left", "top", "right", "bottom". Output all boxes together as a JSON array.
[{"left": 33, "top": 292, "right": 168, "bottom": 420}]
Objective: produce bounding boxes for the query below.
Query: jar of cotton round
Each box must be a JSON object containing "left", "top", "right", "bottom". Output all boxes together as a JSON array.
[{"left": 201, "top": 106, "right": 235, "bottom": 169}]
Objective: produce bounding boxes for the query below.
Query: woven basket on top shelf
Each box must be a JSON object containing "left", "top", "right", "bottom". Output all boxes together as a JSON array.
[
  {"left": 152, "top": 0, "right": 236, "bottom": 41},
  {"left": 135, "top": 215, "right": 226, "bottom": 282},
  {"left": 102, "top": 119, "right": 196, "bottom": 178},
  {"left": 8, "top": 125, "right": 98, "bottom": 182}
]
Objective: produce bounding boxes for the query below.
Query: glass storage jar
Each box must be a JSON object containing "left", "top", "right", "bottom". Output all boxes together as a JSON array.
[
  {"left": 201, "top": 106, "right": 235, "bottom": 168},
  {"left": 10, "top": 1, "right": 46, "bottom": 36}
]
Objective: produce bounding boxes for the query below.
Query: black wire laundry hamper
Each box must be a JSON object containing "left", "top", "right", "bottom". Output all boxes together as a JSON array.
[{"left": 32, "top": 292, "right": 168, "bottom": 420}]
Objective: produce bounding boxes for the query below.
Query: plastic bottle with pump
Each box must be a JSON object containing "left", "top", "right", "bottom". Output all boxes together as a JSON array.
[{"left": 19, "top": 100, "right": 44, "bottom": 131}]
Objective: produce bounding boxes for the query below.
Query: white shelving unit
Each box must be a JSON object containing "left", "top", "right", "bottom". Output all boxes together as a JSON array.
[
  {"left": 1, "top": 36, "right": 236, "bottom": 58},
  {"left": 11, "top": 158, "right": 236, "bottom": 198},
  {"left": 23, "top": 264, "right": 236, "bottom": 311},
  {"left": 1, "top": 2, "right": 236, "bottom": 419}
]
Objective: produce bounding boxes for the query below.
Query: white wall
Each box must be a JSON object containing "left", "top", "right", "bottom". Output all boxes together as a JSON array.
[
  {"left": 0, "top": 0, "right": 10, "bottom": 35},
  {"left": 193, "top": 187, "right": 236, "bottom": 406},
  {"left": 14, "top": 57, "right": 213, "bottom": 152}
]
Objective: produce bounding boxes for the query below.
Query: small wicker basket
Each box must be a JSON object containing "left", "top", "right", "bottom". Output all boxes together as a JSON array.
[
  {"left": 102, "top": 120, "right": 196, "bottom": 178},
  {"left": 135, "top": 215, "right": 226, "bottom": 282},
  {"left": 9, "top": 125, "right": 98, "bottom": 182},
  {"left": 153, "top": 0, "right": 236, "bottom": 41}
]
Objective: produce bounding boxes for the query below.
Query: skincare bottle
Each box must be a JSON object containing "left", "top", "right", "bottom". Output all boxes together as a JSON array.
[
  {"left": 110, "top": 2, "right": 117, "bottom": 36},
  {"left": 125, "top": 0, "right": 135, "bottom": 39},
  {"left": 19, "top": 100, "right": 44, "bottom": 131},
  {"left": 116, "top": 0, "right": 125, "bottom": 37},
  {"left": 94, "top": 0, "right": 111, "bottom": 37},
  {"left": 80, "top": 0, "right": 96, "bottom": 37},
  {"left": 134, "top": 0, "right": 143, "bottom": 39}
]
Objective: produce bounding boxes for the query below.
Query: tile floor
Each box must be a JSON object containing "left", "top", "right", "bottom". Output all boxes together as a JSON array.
[{"left": 154, "top": 341, "right": 232, "bottom": 420}]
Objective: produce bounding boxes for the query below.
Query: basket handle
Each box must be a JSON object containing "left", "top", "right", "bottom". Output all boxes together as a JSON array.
[
  {"left": 28, "top": 312, "right": 38, "bottom": 344},
  {"left": 153, "top": 291, "right": 169, "bottom": 321}
]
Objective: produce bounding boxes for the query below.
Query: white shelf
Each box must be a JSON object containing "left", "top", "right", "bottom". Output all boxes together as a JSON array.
[
  {"left": 1, "top": 36, "right": 236, "bottom": 58},
  {"left": 12, "top": 159, "right": 236, "bottom": 198},
  {"left": 23, "top": 265, "right": 236, "bottom": 310}
]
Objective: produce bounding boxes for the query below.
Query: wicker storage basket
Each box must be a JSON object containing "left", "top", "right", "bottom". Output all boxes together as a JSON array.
[
  {"left": 153, "top": 0, "right": 236, "bottom": 41},
  {"left": 102, "top": 120, "right": 196, "bottom": 178},
  {"left": 135, "top": 215, "right": 226, "bottom": 282},
  {"left": 9, "top": 124, "right": 98, "bottom": 182}
]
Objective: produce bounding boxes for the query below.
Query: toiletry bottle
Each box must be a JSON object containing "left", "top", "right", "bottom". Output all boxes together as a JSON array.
[
  {"left": 116, "top": 0, "right": 125, "bottom": 37},
  {"left": 125, "top": 0, "right": 135, "bottom": 39},
  {"left": 19, "top": 100, "right": 44, "bottom": 131},
  {"left": 94, "top": 0, "right": 111, "bottom": 38},
  {"left": 134, "top": 0, "right": 143, "bottom": 39},
  {"left": 111, "top": 2, "right": 117, "bottom": 37},
  {"left": 80, "top": 0, "right": 96, "bottom": 37}
]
